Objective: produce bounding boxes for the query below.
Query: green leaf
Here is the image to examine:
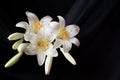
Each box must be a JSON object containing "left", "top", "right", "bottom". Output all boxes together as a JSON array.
[
  {"left": 4, "top": 52, "right": 23, "bottom": 68},
  {"left": 12, "top": 38, "right": 23, "bottom": 50}
]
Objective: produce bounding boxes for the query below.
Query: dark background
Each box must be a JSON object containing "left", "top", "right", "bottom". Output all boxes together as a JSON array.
[{"left": 0, "top": 0, "right": 120, "bottom": 80}]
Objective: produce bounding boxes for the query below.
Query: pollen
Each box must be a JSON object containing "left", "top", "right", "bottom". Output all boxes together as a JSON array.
[
  {"left": 39, "top": 38, "right": 49, "bottom": 53},
  {"left": 40, "top": 42, "right": 47, "bottom": 49},
  {"left": 34, "top": 22, "right": 42, "bottom": 29},
  {"left": 59, "top": 29, "right": 68, "bottom": 39}
]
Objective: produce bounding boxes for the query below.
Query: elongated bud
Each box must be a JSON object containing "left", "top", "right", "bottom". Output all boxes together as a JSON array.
[
  {"left": 60, "top": 48, "right": 76, "bottom": 65},
  {"left": 4, "top": 52, "right": 23, "bottom": 68},
  {"left": 45, "top": 56, "right": 53, "bottom": 75},
  {"left": 8, "top": 33, "right": 24, "bottom": 40},
  {"left": 12, "top": 38, "right": 23, "bottom": 50}
]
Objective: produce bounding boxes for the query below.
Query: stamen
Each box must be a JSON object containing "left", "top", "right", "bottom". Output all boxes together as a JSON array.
[
  {"left": 39, "top": 38, "right": 49, "bottom": 53},
  {"left": 59, "top": 29, "right": 68, "bottom": 39},
  {"left": 33, "top": 22, "right": 42, "bottom": 33},
  {"left": 40, "top": 42, "right": 47, "bottom": 53},
  {"left": 35, "top": 22, "right": 42, "bottom": 29}
]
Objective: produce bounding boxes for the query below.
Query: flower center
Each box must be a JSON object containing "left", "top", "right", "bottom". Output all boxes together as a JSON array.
[
  {"left": 59, "top": 29, "right": 68, "bottom": 39},
  {"left": 39, "top": 38, "right": 49, "bottom": 53},
  {"left": 35, "top": 22, "right": 41, "bottom": 29},
  {"left": 40, "top": 42, "right": 47, "bottom": 52},
  {"left": 33, "top": 22, "right": 42, "bottom": 33}
]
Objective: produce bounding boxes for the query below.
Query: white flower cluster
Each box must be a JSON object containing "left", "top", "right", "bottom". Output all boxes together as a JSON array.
[{"left": 5, "top": 11, "right": 80, "bottom": 75}]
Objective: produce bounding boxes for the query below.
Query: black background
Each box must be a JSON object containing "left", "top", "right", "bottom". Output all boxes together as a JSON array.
[{"left": 0, "top": 0, "right": 120, "bottom": 80}]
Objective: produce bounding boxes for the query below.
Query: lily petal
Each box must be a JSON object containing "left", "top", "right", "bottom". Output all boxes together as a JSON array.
[
  {"left": 17, "top": 43, "right": 29, "bottom": 52},
  {"left": 45, "top": 56, "right": 53, "bottom": 75},
  {"left": 4, "top": 52, "right": 23, "bottom": 68},
  {"left": 46, "top": 45, "right": 58, "bottom": 57},
  {"left": 37, "top": 26, "right": 51, "bottom": 39},
  {"left": 53, "top": 39, "right": 62, "bottom": 49},
  {"left": 60, "top": 48, "right": 76, "bottom": 65},
  {"left": 16, "top": 21, "right": 28, "bottom": 29},
  {"left": 40, "top": 16, "right": 52, "bottom": 26},
  {"left": 49, "top": 21, "right": 59, "bottom": 30},
  {"left": 37, "top": 53, "right": 46, "bottom": 66},
  {"left": 66, "top": 25, "right": 80, "bottom": 38},
  {"left": 62, "top": 41, "right": 72, "bottom": 53},
  {"left": 70, "top": 37, "right": 80, "bottom": 47},
  {"left": 24, "top": 44, "right": 37, "bottom": 55},
  {"left": 25, "top": 11, "right": 39, "bottom": 25},
  {"left": 57, "top": 16, "right": 65, "bottom": 28},
  {"left": 8, "top": 33, "right": 24, "bottom": 40},
  {"left": 49, "top": 21, "right": 59, "bottom": 34},
  {"left": 49, "top": 21, "right": 60, "bottom": 41},
  {"left": 24, "top": 31, "right": 36, "bottom": 42}
]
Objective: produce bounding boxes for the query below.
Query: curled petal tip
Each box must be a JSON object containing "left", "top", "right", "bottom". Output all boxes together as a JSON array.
[
  {"left": 73, "top": 61, "right": 77, "bottom": 66},
  {"left": 25, "top": 11, "right": 30, "bottom": 14},
  {"left": 45, "top": 72, "right": 50, "bottom": 76}
]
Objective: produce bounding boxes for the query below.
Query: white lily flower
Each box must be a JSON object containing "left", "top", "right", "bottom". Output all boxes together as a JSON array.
[
  {"left": 24, "top": 31, "right": 58, "bottom": 66},
  {"left": 53, "top": 16, "right": 80, "bottom": 65},
  {"left": 54, "top": 16, "right": 80, "bottom": 52},
  {"left": 8, "top": 32, "right": 24, "bottom": 40},
  {"left": 16, "top": 11, "right": 53, "bottom": 42}
]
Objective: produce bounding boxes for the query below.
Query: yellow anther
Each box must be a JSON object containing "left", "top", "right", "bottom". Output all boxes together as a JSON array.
[
  {"left": 59, "top": 29, "right": 68, "bottom": 39},
  {"left": 33, "top": 22, "right": 42, "bottom": 33},
  {"left": 39, "top": 38, "right": 49, "bottom": 53},
  {"left": 35, "top": 22, "right": 41, "bottom": 29},
  {"left": 40, "top": 42, "right": 47, "bottom": 49}
]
